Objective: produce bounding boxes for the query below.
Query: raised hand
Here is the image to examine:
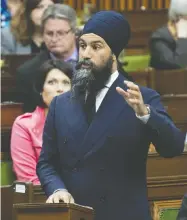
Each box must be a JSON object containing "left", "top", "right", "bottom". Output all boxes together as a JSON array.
[{"left": 116, "top": 81, "right": 148, "bottom": 116}]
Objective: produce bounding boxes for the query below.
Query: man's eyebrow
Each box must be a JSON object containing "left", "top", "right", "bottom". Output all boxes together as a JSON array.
[{"left": 79, "top": 39, "right": 104, "bottom": 45}]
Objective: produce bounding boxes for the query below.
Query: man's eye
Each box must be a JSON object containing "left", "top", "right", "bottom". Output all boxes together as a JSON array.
[
  {"left": 46, "top": 32, "right": 53, "bottom": 37},
  {"left": 63, "top": 81, "right": 70, "bottom": 85},
  {"left": 93, "top": 45, "right": 100, "bottom": 50},
  {"left": 79, "top": 44, "right": 86, "bottom": 49},
  {"left": 48, "top": 80, "right": 55, "bottom": 84}
]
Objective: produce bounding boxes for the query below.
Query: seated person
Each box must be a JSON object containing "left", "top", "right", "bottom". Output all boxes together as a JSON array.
[
  {"left": 149, "top": 0, "right": 187, "bottom": 69},
  {"left": 1, "top": 0, "right": 60, "bottom": 55},
  {"left": 15, "top": 4, "right": 78, "bottom": 112},
  {"left": 11, "top": 59, "right": 73, "bottom": 184}
]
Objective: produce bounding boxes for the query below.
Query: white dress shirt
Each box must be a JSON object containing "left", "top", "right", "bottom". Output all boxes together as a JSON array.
[{"left": 96, "top": 70, "right": 119, "bottom": 112}]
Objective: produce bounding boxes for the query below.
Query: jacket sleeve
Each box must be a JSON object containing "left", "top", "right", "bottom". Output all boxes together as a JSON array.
[
  {"left": 36, "top": 96, "right": 67, "bottom": 197},
  {"left": 144, "top": 89, "right": 185, "bottom": 157},
  {"left": 11, "top": 119, "right": 40, "bottom": 185},
  {"left": 150, "top": 38, "right": 187, "bottom": 69}
]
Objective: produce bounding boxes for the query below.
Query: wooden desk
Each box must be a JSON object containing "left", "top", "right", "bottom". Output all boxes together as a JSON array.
[{"left": 13, "top": 203, "right": 94, "bottom": 220}]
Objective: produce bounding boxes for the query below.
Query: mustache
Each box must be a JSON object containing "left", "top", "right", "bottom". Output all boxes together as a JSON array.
[{"left": 75, "top": 59, "right": 94, "bottom": 70}]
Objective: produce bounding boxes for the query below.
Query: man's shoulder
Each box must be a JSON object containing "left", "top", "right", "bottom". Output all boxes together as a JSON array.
[
  {"left": 57, "top": 91, "right": 71, "bottom": 102},
  {"left": 17, "top": 50, "right": 50, "bottom": 73},
  {"left": 52, "top": 91, "right": 71, "bottom": 106},
  {"left": 151, "top": 25, "right": 173, "bottom": 42}
]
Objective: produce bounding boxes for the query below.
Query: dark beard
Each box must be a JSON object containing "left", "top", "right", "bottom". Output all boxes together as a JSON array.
[{"left": 71, "top": 55, "right": 113, "bottom": 101}]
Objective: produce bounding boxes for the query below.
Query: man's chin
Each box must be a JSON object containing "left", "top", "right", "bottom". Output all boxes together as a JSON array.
[{"left": 50, "top": 48, "right": 64, "bottom": 56}]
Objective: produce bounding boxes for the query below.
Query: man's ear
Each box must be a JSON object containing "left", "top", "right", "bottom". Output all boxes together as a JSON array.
[{"left": 112, "top": 53, "right": 117, "bottom": 62}]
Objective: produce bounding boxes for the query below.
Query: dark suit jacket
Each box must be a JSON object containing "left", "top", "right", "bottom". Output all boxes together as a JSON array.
[
  {"left": 16, "top": 49, "right": 50, "bottom": 112},
  {"left": 37, "top": 73, "right": 185, "bottom": 220},
  {"left": 177, "top": 194, "right": 187, "bottom": 220},
  {"left": 149, "top": 26, "right": 187, "bottom": 69}
]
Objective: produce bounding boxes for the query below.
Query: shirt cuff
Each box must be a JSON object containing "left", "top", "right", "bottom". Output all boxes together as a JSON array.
[
  {"left": 136, "top": 113, "right": 150, "bottom": 124},
  {"left": 53, "top": 188, "right": 68, "bottom": 194}
]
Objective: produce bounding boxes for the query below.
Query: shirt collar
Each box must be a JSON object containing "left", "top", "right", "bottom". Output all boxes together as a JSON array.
[
  {"left": 50, "top": 47, "right": 78, "bottom": 61},
  {"left": 104, "top": 70, "right": 119, "bottom": 89}
]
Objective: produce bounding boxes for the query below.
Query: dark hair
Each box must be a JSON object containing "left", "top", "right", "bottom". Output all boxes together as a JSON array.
[
  {"left": 24, "top": 0, "right": 61, "bottom": 45},
  {"left": 33, "top": 59, "right": 73, "bottom": 108}
]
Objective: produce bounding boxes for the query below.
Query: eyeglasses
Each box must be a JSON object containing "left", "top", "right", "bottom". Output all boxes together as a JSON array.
[{"left": 44, "top": 28, "right": 72, "bottom": 39}]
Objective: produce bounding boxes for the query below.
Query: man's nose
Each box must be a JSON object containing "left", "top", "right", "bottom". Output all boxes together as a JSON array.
[
  {"left": 56, "top": 84, "right": 64, "bottom": 93},
  {"left": 81, "top": 47, "right": 92, "bottom": 59}
]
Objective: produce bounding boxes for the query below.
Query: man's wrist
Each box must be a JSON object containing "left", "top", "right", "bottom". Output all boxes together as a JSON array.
[
  {"left": 53, "top": 188, "right": 68, "bottom": 194},
  {"left": 136, "top": 104, "right": 150, "bottom": 117}
]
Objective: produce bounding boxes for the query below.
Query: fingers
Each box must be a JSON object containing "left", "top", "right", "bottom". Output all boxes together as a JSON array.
[
  {"left": 46, "top": 191, "right": 75, "bottom": 204},
  {"left": 70, "top": 196, "right": 75, "bottom": 204},
  {"left": 116, "top": 81, "right": 141, "bottom": 99},
  {"left": 116, "top": 87, "right": 129, "bottom": 98},
  {"left": 124, "top": 81, "right": 140, "bottom": 92}
]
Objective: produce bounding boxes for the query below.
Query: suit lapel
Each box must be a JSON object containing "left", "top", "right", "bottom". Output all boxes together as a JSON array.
[
  {"left": 78, "top": 74, "right": 129, "bottom": 158},
  {"left": 63, "top": 93, "right": 89, "bottom": 142}
]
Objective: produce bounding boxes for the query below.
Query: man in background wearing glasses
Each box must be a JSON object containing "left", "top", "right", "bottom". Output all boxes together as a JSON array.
[{"left": 16, "top": 4, "right": 78, "bottom": 112}]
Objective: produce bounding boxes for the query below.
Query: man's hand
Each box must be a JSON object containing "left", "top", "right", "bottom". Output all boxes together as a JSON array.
[
  {"left": 46, "top": 190, "right": 75, "bottom": 204},
  {"left": 116, "top": 81, "right": 148, "bottom": 116}
]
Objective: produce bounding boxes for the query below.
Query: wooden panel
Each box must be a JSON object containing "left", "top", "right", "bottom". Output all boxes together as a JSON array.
[
  {"left": 1, "top": 185, "right": 14, "bottom": 220},
  {"left": 123, "top": 9, "right": 168, "bottom": 49},
  {"left": 67, "top": 0, "right": 170, "bottom": 11},
  {"left": 147, "top": 152, "right": 187, "bottom": 178},
  {"left": 161, "top": 94, "right": 187, "bottom": 132},
  {"left": 1, "top": 103, "right": 23, "bottom": 127},
  {"left": 130, "top": 69, "right": 151, "bottom": 87},
  {"left": 124, "top": 9, "right": 168, "bottom": 32},
  {"left": 1, "top": 54, "right": 35, "bottom": 102},
  {"left": 150, "top": 69, "right": 187, "bottom": 95}
]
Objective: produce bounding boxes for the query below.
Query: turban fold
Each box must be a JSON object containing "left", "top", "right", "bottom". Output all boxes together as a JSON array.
[{"left": 82, "top": 11, "right": 131, "bottom": 57}]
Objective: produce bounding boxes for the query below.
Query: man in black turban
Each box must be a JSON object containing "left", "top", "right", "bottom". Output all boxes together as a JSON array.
[{"left": 37, "top": 11, "right": 186, "bottom": 220}]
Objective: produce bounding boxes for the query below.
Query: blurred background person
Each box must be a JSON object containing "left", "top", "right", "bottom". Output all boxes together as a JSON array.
[
  {"left": 1, "top": 0, "right": 61, "bottom": 55},
  {"left": 1, "top": 0, "right": 11, "bottom": 28},
  {"left": 149, "top": 0, "right": 187, "bottom": 69},
  {"left": 16, "top": 4, "right": 78, "bottom": 112},
  {"left": 11, "top": 59, "right": 73, "bottom": 184}
]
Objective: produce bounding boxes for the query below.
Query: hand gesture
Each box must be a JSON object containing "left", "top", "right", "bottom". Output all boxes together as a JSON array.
[
  {"left": 46, "top": 190, "right": 75, "bottom": 204},
  {"left": 116, "top": 81, "right": 148, "bottom": 116}
]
